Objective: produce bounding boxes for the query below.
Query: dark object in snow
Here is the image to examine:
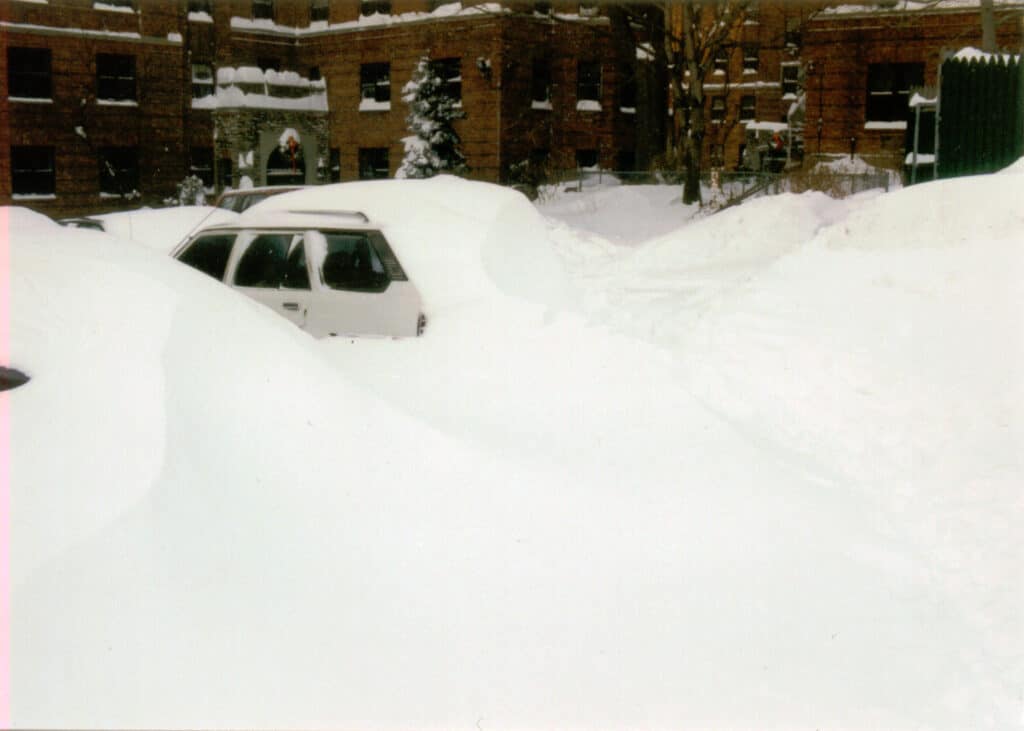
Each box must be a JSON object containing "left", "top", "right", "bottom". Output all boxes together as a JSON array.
[{"left": 0, "top": 366, "right": 30, "bottom": 392}]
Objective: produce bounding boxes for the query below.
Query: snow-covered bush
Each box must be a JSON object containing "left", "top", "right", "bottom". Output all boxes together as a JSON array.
[
  {"left": 167, "top": 175, "right": 207, "bottom": 206},
  {"left": 397, "top": 57, "right": 467, "bottom": 178}
]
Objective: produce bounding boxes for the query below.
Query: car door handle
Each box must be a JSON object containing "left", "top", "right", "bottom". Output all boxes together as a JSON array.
[{"left": 282, "top": 302, "right": 300, "bottom": 311}]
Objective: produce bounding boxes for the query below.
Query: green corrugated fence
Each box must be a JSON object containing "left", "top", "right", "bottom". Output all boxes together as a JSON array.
[{"left": 938, "top": 53, "right": 1024, "bottom": 178}]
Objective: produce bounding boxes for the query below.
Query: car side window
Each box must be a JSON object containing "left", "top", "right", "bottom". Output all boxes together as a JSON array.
[
  {"left": 234, "top": 233, "right": 293, "bottom": 288},
  {"left": 178, "top": 233, "right": 236, "bottom": 280},
  {"left": 321, "top": 232, "right": 388, "bottom": 292},
  {"left": 283, "top": 238, "right": 311, "bottom": 290}
]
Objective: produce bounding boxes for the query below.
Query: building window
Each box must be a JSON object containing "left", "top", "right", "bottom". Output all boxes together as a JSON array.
[
  {"left": 310, "top": 0, "right": 328, "bottom": 22},
  {"left": 533, "top": 1, "right": 551, "bottom": 14},
  {"left": 96, "top": 54, "right": 136, "bottom": 102},
  {"left": 617, "top": 147, "right": 636, "bottom": 172},
  {"left": 713, "top": 48, "right": 730, "bottom": 73},
  {"left": 187, "top": 0, "right": 212, "bottom": 12},
  {"left": 866, "top": 62, "right": 923, "bottom": 122},
  {"left": 743, "top": 45, "right": 759, "bottom": 73},
  {"left": 190, "top": 147, "right": 214, "bottom": 187},
  {"left": 579, "top": 2, "right": 598, "bottom": 17},
  {"left": 740, "top": 95, "right": 756, "bottom": 121},
  {"left": 329, "top": 148, "right": 341, "bottom": 182},
  {"left": 430, "top": 58, "right": 462, "bottom": 103},
  {"left": 10, "top": 146, "right": 55, "bottom": 196},
  {"left": 360, "top": 63, "right": 390, "bottom": 103},
  {"left": 710, "top": 96, "right": 725, "bottom": 122},
  {"left": 309, "top": 66, "right": 322, "bottom": 81},
  {"left": 252, "top": 0, "right": 273, "bottom": 19},
  {"left": 709, "top": 144, "right": 725, "bottom": 167},
  {"left": 98, "top": 0, "right": 134, "bottom": 9},
  {"left": 745, "top": 0, "right": 759, "bottom": 22},
  {"left": 577, "top": 61, "right": 601, "bottom": 102},
  {"left": 192, "top": 63, "right": 214, "bottom": 98},
  {"left": 359, "top": 147, "right": 389, "bottom": 179},
  {"left": 8, "top": 48, "right": 52, "bottom": 100},
  {"left": 784, "top": 17, "right": 801, "bottom": 47},
  {"left": 531, "top": 58, "right": 551, "bottom": 104},
  {"left": 360, "top": 0, "right": 390, "bottom": 16},
  {"left": 256, "top": 57, "right": 280, "bottom": 72},
  {"left": 619, "top": 63, "right": 636, "bottom": 109},
  {"left": 782, "top": 64, "right": 799, "bottom": 95},
  {"left": 219, "top": 158, "right": 232, "bottom": 188},
  {"left": 99, "top": 146, "right": 139, "bottom": 195},
  {"left": 576, "top": 149, "right": 598, "bottom": 169}
]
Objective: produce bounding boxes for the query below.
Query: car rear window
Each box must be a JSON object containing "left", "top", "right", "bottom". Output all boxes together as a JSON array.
[
  {"left": 178, "top": 233, "right": 235, "bottom": 280},
  {"left": 321, "top": 232, "right": 389, "bottom": 292}
]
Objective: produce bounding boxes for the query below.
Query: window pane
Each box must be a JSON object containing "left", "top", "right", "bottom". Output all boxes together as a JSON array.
[
  {"left": 11, "top": 146, "right": 55, "bottom": 195},
  {"left": 234, "top": 233, "right": 291, "bottom": 288},
  {"left": 577, "top": 61, "right": 600, "bottom": 102},
  {"left": 8, "top": 48, "right": 52, "bottom": 99},
  {"left": 284, "top": 240, "right": 311, "bottom": 290},
  {"left": 321, "top": 233, "right": 387, "bottom": 291},
  {"left": 99, "top": 146, "right": 139, "bottom": 194},
  {"left": 531, "top": 58, "right": 551, "bottom": 102},
  {"left": 358, "top": 147, "right": 389, "bottom": 179},
  {"left": 360, "top": 62, "right": 390, "bottom": 102},
  {"left": 252, "top": 0, "right": 273, "bottom": 19},
  {"left": 179, "top": 234, "right": 235, "bottom": 280},
  {"left": 97, "top": 54, "right": 135, "bottom": 101},
  {"left": 430, "top": 58, "right": 461, "bottom": 103}
]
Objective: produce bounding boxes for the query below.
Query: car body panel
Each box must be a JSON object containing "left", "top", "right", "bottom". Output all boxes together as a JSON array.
[{"left": 174, "top": 220, "right": 423, "bottom": 338}]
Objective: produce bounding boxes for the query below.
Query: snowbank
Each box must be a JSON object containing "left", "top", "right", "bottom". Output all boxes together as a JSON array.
[
  {"left": 6, "top": 166, "right": 1023, "bottom": 729},
  {"left": 250, "top": 177, "right": 574, "bottom": 313},
  {"left": 94, "top": 206, "right": 239, "bottom": 253}
]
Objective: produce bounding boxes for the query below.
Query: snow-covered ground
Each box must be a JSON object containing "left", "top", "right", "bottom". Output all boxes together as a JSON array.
[{"left": 4, "top": 170, "right": 1022, "bottom": 729}]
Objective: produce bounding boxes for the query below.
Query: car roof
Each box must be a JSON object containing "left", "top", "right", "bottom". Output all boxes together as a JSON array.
[{"left": 216, "top": 185, "right": 306, "bottom": 199}]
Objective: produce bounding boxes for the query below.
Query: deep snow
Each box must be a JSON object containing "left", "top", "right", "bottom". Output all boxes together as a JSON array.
[{"left": 4, "top": 172, "right": 1022, "bottom": 729}]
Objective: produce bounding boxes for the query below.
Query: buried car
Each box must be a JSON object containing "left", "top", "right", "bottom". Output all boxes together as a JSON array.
[{"left": 171, "top": 209, "right": 425, "bottom": 338}]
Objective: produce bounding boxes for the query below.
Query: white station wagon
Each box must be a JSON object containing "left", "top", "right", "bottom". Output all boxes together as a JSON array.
[{"left": 171, "top": 209, "right": 425, "bottom": 338}]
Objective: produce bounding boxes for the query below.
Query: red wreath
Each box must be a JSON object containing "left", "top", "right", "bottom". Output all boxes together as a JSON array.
[{"left": 771, "top": 132, "right": 785, "bottom": 151}]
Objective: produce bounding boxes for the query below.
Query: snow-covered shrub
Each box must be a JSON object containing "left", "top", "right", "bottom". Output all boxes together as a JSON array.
[
  {"left": 397, "top": 57, "right": 468, "bottom": 178},
  {"left": 169, "top": 175, "right": 207, "bottom": 206}
]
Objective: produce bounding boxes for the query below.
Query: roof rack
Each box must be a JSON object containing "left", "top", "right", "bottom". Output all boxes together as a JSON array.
[{"left": 286, "top": 209, "right": 370, "bottom": 223}]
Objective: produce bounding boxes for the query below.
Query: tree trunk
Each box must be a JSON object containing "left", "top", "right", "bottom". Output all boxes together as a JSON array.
[
  {"left": 681, "top": 0, "right": 703, "bottom": 205},
  {"left": 980, "top": 0, "right": 997, "bottom": 52}
]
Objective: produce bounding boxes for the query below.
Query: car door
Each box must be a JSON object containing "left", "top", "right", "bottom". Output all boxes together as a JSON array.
[
  {"left": 228, "top": 231, "right": 312, "bottom": 329},
  {"left": 304, "top": 229, "right": 422, "bottom": 337}
]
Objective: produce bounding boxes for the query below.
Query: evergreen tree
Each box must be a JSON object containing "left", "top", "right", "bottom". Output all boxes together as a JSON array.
[{"left": 397, "top": 57, "right": 468, "bottom": 178}]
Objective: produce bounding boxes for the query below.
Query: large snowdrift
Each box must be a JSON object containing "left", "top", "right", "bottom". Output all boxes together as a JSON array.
[
  {"left": 6, "top": 171, "right": 1023, "bottom": 729},
  {"left": 250, "top": 177, "right": 574, "bottom": 313}
]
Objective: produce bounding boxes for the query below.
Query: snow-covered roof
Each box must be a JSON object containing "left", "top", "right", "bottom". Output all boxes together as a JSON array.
[{"left": 816, "top": 0, "right": 1024, "bottom": 16}]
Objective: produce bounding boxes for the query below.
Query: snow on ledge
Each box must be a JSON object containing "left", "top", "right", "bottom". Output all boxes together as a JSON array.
[
  {"left": 576, "top": 100, "right": 601, "bottom": 112},
  {"left": 97, "top": 99, "right": 139, "bottom": 107},
  {"left": 359, "top": 98, "right": 392, "bottom": 112},
  {"left": 746, "top": 121, "right": 788, "bottom": 132},
  {"left": 0, "top": 20, "right": 142, "bottom": 40},
  {"left": 531, "top": 100, "right": 553, "bottom": 111},
  {"left": 12, "top": 193, "right": 56, "bottom": 200},
  {"left": 228, "top": 2, "right": 506, "bottom": 37},
  {"left": 909, "top": 92, "right": 936, "bottom": 107},
  {"left": 864, "top": 121, "right": 907, "bottom": 131},
  {"left": 166, "top": 32, "right": 183, "bottom": 42},
  {"left": 620, "top": 106, "right": 636, "bottom": 115},
  {"left": 93, "top": 2, "right": 134, "bottom": 12},
  {"left": 904, "top": 152, "right": 936, "bottom": 165},
  {"left": 188, "top": 10, "right": 212, "bottom": 22},
  {"left": 8, "top": 97, "right": 53, "bottom": 104}
]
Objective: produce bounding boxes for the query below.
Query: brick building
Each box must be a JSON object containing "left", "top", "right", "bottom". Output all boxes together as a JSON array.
[
  {"left": 2, "top": 0, "right": 640, "bottom": 217},
  {"left": 802, "top": 1, "right": 1024, "bottom": 168},
  {"left": 3, "top": 0, "right": 1023, "bottom": 217}
]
